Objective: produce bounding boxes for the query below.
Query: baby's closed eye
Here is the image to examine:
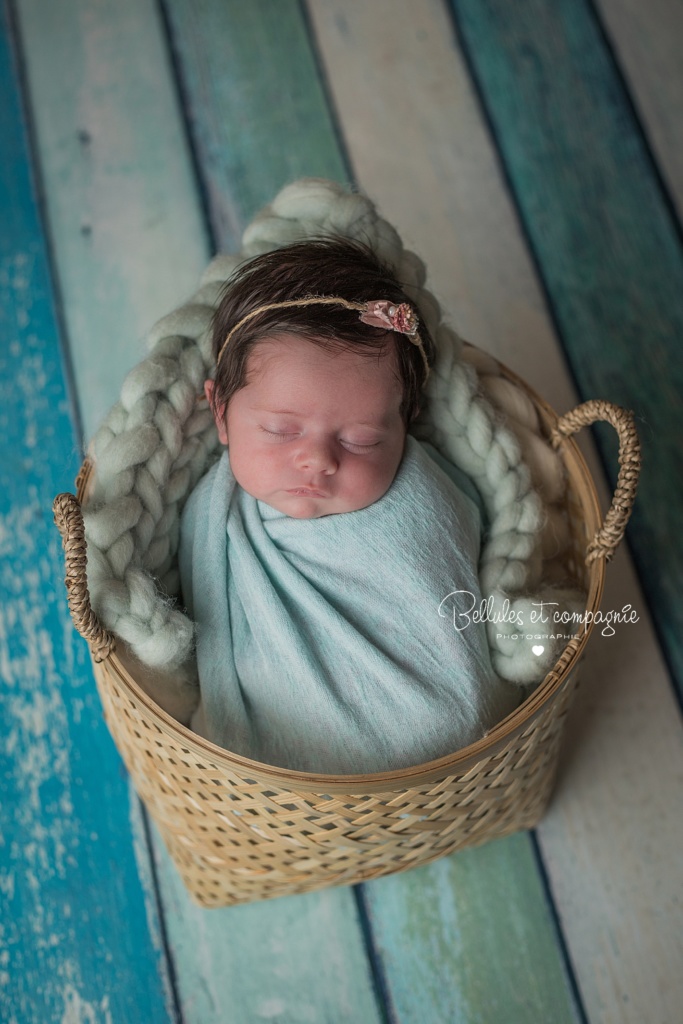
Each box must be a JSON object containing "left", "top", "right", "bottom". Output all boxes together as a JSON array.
[
  {"left": 257, "top": 426, "right": 380, "bottom": 453},
  {"left": 259, "top": 427, "right": 296, "bottom": 440},
  {"left": 340, "top": 440, "right": 381, "bottom": 453}
]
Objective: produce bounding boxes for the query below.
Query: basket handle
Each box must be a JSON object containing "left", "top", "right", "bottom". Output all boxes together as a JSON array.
[
  {"left": 549, "top": 399, "right": 641, "bottom": 565},
  {"left": 53, "top": 492, "right": 116, "bottom": 662}
]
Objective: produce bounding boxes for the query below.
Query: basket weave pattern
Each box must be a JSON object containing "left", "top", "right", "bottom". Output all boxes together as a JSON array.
[{"left": 95, "top": 655, "right": 579, "bottom": 906}]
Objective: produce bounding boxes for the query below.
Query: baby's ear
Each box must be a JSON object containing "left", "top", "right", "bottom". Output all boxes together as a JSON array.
[{"left": 204, "top": 379, "right": 229, "bottom": 445}]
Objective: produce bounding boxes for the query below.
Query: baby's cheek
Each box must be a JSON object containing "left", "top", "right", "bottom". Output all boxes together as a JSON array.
[
  {"left": 354, "top": 459, "right": 395, "bottom": 502},
  {"left": 230, "top": 443, "right": 268, "bottom": 492}
]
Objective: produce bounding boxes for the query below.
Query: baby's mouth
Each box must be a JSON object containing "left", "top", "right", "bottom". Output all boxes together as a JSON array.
[{"left": 285, "top": 487, "right": 328, "bottom": 497}]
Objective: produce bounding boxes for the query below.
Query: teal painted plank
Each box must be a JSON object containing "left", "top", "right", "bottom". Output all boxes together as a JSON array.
[
  {"left": 14, "top": 0, "right": 210, "bottom": 441},
  {"left": 162, "top": 0, "right": 350, "bottom": 248},
  {"left": 0, "top": 6, "right": 174, "bottom": 1022},
  {"left": 149, "top": 825, "right": 383, "bottom": 1024},
  {"left": 450, "top": 0, "right": 683, "bottom": 702},
  {"left": 364, "top": 834, "right": 580, "bottom": 1024}
]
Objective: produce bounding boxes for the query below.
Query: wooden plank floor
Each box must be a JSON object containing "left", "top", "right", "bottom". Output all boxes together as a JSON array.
[
  {"left": 2, "top": 1, "right": 681, "bottom": 1021},
  {"left": 0, "top": 3, "right": 175, "bottom": 1020}
]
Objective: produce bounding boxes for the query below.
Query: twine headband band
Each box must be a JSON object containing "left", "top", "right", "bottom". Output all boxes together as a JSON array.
[{"left": 215, "top": 296, "right": 430, "bottom": 384}]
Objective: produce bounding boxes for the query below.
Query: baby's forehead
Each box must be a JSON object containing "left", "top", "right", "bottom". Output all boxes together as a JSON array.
[
  {"left": 245, "top": 333, "right": 396, "bottom": 380},
  {"left": 240, "top": 334, "right": 403, "bottom": 420}
]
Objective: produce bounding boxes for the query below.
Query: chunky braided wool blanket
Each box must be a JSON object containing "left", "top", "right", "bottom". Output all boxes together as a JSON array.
[{"left": 81, "top": 179, "right": 584, "bottom": 702}]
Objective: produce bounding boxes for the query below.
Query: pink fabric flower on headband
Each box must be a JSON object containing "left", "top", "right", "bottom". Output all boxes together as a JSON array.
[{"left": 359, "top": 300, "right": 419, "bottom": 340}]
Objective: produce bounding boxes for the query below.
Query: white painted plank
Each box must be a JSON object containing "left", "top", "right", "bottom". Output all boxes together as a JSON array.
[
  {"left": 595, "top": 0, "right": 683, "bottom": 222},
  {"left": 540, "top": 546, "right": 683, "bottom": 1024},
  {"left": 15, "top": 0, "right": 211, "bottom": 441},
  {"left": 306, "top": 1, "right": 683, "bottom": 1020},
  {"left": 307, "top": 0, "right": 576, "bottom": 413}
]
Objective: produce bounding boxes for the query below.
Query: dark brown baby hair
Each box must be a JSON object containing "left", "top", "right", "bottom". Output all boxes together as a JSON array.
[{"left": 209, "top": 237, "right": 435, "bottom": 426}]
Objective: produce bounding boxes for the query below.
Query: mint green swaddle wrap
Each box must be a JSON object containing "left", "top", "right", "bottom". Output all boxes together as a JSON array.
[{"left": 178, "top": 435, "right": 519, "bottom": 774}]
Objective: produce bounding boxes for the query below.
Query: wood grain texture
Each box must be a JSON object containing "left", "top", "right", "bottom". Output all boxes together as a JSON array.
[
  {"left": 148, "top": 824, "right": 383, "bottom": 1024},
  {"left": 0, "top": 6, "right": 174, "bottom": 1021},
  {"left": 162, "top": 0, "right": 350, "bottom": 249},
  {"left": 306, "top": 0, "right": 579, "bottom": 412},
  {"left": 309, "top": 1, "right": 683, "bottom": 1020},
  {"left": 364, "top": 834, "right": 580, "bottom": 1024},
  {"left": 595, "top": 0, "right": 683, "bottom": 222},
  {"left": 450, "top": 0, "right": 683, "bottom": 705},
  {"left": 14, "top": 0, "right": 210, "bottom": 442},
  {"left": 537, "top": 550, "right": 683, "bottom": 1024}
]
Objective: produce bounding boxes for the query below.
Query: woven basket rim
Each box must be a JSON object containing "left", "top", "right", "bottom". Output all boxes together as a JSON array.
[{"left": 81, "top": 345, "right": 605, "bottom": 794}]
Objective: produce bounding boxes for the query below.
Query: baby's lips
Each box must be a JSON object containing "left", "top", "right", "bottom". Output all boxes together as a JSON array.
[{"left": 286, "top": 487, "right": 328, "bottom": 497}]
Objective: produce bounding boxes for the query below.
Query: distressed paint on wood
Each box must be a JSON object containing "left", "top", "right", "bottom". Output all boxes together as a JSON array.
[
  {"left": 0, "top": 5, "right": 175, "bottom": 1021},
  {"left": 14, "top": 0, "right": 210, "bottom": 442},
  {"left": 308, "top": 2, "right": 683, "bottom": 1021},
  {"left": 364, "top": 833, "right": 581, "bottom": 1024},
  {"left": 595, "top": 0, "right": 683, "bottom": 223},
  {"left": 538, "top": 552, "right": 683, "bottom": 1024},
  {"left": 161, "top": 0, "right": 350, "bottom": 250},
  {"left": 450, "top": 0, "right": 683, "bottom": 705},
  {"left": 306, "top": 0, "right": 579, "bottom": 408},
  {"left": 149, "top": 824, "right": 383, "bottom": 1024}
]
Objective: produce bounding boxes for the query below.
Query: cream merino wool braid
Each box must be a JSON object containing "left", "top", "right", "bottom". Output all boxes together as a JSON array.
[{"left": 82, "top": 178, "right": 584, "bottom": 687}]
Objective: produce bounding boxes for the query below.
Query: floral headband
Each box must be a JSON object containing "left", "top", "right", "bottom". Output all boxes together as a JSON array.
[{"left": 215, "top": 296, "right": 430, "bottom": 384}]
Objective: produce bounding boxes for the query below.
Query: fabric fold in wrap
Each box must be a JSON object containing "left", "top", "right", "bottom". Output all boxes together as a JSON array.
[{"left": 179, "top": 435, "right": 519, "bottom": 774}]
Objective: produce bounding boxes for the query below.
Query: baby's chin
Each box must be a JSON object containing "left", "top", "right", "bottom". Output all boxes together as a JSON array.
[
  {"left": 275, "top": 496, "right": 344, "bottom": 518},
  {"left": 261, "top": 491, "right": 378, "bottom": 518},
  {"left": 287, "top": 508, "right": 331, "bottom": 519}
]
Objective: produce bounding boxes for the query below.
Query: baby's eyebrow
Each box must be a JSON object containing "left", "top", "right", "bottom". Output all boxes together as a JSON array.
[
  {"left": 254, "top": 408, "right": 391, "bottom": 428},
  {"left": 352, "top": 421, "right": 389, "bottom": 429},
  {"left": 254, "top": 408, "right": 306, "bottom": 416}
]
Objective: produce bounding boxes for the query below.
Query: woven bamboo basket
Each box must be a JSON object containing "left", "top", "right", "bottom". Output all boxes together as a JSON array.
[{"left": 53, "top": 351, "right": 640, "bottom": 908}]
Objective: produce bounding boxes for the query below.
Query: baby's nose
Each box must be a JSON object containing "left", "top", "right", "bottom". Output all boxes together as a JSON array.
[{"left": 296, "top": 438, "right": 338, "bottom": 473}]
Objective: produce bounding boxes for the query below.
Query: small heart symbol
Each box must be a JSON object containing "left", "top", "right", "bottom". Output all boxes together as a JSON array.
[{"left": 532, "top": 645, "right": 545, "bottom": 656}]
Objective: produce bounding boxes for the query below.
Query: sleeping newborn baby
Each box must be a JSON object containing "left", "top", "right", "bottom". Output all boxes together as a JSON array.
[{"left": 179, "top": 238, "right": 519, "bottom": 774}]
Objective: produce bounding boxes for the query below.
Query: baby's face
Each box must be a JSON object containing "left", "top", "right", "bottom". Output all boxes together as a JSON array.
[{"left": 208, "top": 333, "right": 407, "bottom": 518}]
